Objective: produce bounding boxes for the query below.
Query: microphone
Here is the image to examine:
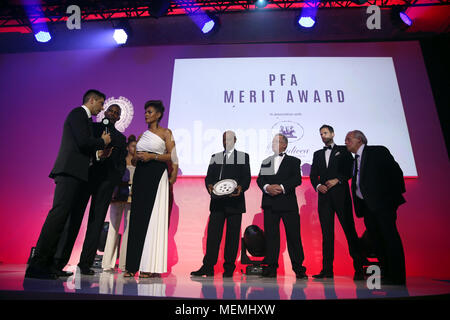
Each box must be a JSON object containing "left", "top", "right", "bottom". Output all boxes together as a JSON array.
[{"left": 102, "top": 118, "right": 110, "bottom": 134}]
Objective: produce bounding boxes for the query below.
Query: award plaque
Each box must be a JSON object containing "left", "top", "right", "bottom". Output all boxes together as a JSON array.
[{"left": 212, "top": 179, "right": 238, "bottom": 197}]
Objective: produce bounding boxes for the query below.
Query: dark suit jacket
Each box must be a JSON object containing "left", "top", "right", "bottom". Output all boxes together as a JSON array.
[
  {"left": 205, "top": 150, "right": 251, "bottom": 214},
  {"left": 90, "top": 122, "right": 127, "bottom": 185},
  {"left": 49, "top": 107, "right": 105, "bottom": 182},
  {"left": 310, "top": 145, "right": 353, "bottom": 199},
  {"left": 256, "top": 154, "right": 302, "bottom": 212},
  {"left": 352, "top": 145, "right": 406, "bottom": 217}
]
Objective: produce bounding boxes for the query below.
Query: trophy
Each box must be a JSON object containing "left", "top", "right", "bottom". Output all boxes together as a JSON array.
[{"left": 212, "top": 179, "right": 238, "bottom": 198}]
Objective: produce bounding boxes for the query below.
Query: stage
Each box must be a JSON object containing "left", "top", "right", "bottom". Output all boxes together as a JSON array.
[{"left": 0, "top": 264, "right": 448, "bottom": 300}]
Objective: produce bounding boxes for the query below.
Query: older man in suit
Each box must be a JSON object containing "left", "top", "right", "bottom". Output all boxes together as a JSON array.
[
  {"left": 26, "top": 89, "right": 111, "bottom": 279},
  {"left": 345, "top": 130, "right": 406, "bottom": 285},
  {"left": 191, "top": 131, "right": 251, "bottom": 278},
  {"left": 310, "top": 125, "right": 364, "bottom": 280},
  {"left": 256, "top": 134, "right": 307, "bottom": 279}
]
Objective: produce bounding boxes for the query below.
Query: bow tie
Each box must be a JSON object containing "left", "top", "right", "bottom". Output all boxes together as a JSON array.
[
  {"left": 323, "top": 145, "right": 332, "bottom": 150},
  {"left": 277, "top": 152, "right": 285, "bottom": 157}
]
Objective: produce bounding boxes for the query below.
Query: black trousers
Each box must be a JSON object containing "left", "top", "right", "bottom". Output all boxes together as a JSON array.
[
  {"left": 54, "top": 179, "right": 116, "bottom": 270},
  {"left": 263, "top": 208, "right": 306, "bottom": 273},
  {"left": 29, "top": 175, "right": 88, "bottom": 270},
  {"left": 317, "top": 190, "right": 363, "bottom": 272},
  {"left": 357, "top": 198, "right": 406, "bottom": 283},
  {"left": 203, "top": 211, "right": 242, "bottom": 272}
]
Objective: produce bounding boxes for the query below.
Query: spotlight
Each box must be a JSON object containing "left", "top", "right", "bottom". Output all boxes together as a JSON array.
[
  {"left": 202, "top": 20, "right": 215, "bottom": 34},
  {"left": 255, "top": 0, "right": 268, "bottom": 9},
  {"left": 391, "top": 6, "right": 413, "bottom": 28},
  {"left": 112, "top": 20, "right": 132, "bottom": 45},
  {"left": 35, "top": 30, "right": 51, "bottom": 43},
  {"left": 298, "top": 5, "right": 318, "bottom": 29},
  {"left": 199, "top": 13, "right": 219, "bottom": 35},
  {"left": 113, "top": 29, "right": 128, "bottom": 44},
  {"left": 241, "top": 225, "right": 266, "bottom": 275},
  {"left": 399, "top": 11, "right": 412, "bottom": 26},
  {"left": 298, "top": 16, "right": 316, "bottom": 28}
]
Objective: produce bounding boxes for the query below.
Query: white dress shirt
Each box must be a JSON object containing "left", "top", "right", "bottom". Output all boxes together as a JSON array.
[
  {"left": 315, "top": 143, "right": 335, "bottom": 191},
  {"left": 263, "top": 152, "right": 286, "bottom": 194},
  {"left": 224, "top": 148, "right": 235, "bottom": 162},
  {"left": 81, "top": 105, "right": 102, "bottom": 163},
  {"left": 81, "top": 104, "right": 92, "bottom": 118},
  {"left": 218, "top": 148, "right": 235, "bottom": 180}
]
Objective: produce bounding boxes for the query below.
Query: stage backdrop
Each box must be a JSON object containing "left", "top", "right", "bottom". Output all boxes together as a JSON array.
[{"left": 0, "top": 41, "right": 449, "bottom": 278}]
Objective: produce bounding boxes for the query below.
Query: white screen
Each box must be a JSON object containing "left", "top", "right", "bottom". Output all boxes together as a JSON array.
[{"left": 168, "top": 57, "right": 417, "bottom": 176}]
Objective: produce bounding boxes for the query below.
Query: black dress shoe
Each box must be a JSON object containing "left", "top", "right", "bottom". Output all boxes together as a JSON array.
[
  {"left": 50, "top": 266, "right": 73, "bottom": 277},
  {"left": 261, "top": 268, "right": 277, "bottom": 278},
  {"left": 190, "top": 266, "right": 214, "bottom": 277},
  {"left": 381, "top": 278, "right": 406, "bottom": 286},
  {"left": 312, "top": 271, "right": 334, "bottom": 279},
  {"left": 25, "top": 265, "right": 58, "bottom": 280},
  {"left": 295, "top": 271, "right": 308, "bottom": 279},
  {"left": 79, "top": 268, "right": 95, "bottom": 275},
  {"left": 56, "top": 270, "right": 74, "bottom": 277},
  {"left": 223, "top": 270, "right": 234, "bottom": 278}
]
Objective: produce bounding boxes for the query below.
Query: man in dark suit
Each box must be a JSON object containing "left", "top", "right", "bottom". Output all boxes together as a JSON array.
[
  {"left": 345, "top": 130, "right": 406, "bottom": 285},
  {"left": 191, "top": 131, "right": 251, "bottom": 278},
  {"left": 310, "top": 125, "right": 364, "bottom": 280},
  {"left": 25, "top": 89, "right": 111, "bottom": 279},
  {"left": 256, "top": 134, "right": 307, "bottom": 279},
  {"left": 53, "top": 104, "right": 127, "bottom": 275}
]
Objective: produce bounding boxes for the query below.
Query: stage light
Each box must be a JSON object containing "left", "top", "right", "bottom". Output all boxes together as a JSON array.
[
  {"left": 198, "top": 13, "right": 219, "bottom": 35},
  {"left": 202, "top": 19, "right": 215, "bottom": 34},
  {"left": 113, "top": 28, "right": 128, "bottom": 44},
  {"left": 391, "top": 5, "right": 412, "bottom": 28},
  {"left": 35, "top": 30, "right": 51, "bottom": 43},
  {"left": 399, "top": 11, "right": 412, "bottom": 26},
  {"left": 112, "top": 20, "right": 132, "bottom": 45},
  {"left": 298, "top": 4, "right": 319, "bottom": 29},
  {"left": 298, "top": 16, "right": 316, "bottom": 28},
  {"left": 255, "top": 0, "right": 268, "bottom": 9}
]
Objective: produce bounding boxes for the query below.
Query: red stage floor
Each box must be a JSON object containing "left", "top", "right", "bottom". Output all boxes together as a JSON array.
[{"left": 0, "top": 264, "right": 449, "bottom": 300}]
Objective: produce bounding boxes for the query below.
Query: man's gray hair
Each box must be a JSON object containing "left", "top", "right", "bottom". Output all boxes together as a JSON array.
[
  {"left": 352, "top": 130, "right": 368, "bottom": 145},
  {"left": 275, "top": 133, "right": 288, "bottom": 145}
]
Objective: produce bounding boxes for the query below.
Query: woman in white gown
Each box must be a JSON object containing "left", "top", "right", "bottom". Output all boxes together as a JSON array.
[{"left": 124, "top": 100, "right": 178, "bottom": 278}]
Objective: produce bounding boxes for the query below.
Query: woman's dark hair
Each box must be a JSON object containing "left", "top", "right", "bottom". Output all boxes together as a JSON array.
[
  {"left": 144, "top": 100, "right": 165, "bottom": 123},
  {"left": 127, "top": 134, "right": 137, "bottom": 146}
]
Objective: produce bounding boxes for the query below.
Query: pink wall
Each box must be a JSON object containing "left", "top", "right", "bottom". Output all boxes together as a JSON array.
[{"left": 0, "top": 41, "right": 448, "bottom": 278}]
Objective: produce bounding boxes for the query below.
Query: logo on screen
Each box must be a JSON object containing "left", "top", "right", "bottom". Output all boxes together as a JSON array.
[{"left": 272, "top": 121, "right": 304, "bottom": 143}]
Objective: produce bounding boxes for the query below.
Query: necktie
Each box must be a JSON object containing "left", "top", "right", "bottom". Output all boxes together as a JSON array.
[
  {"left": 278, "top": 152, "right": 285, "bottom": 157},
  {"left": 323, "top": 145, "right": 332, "bottom": 150},
  {"left": 353, "top": 154, "right": 359, "bottom": 179}
]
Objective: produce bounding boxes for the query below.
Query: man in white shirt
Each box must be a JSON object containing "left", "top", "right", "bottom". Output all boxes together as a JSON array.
[
  {"left": 191, "top": 131, "right": 251, "bottom": 278},
  {"left": 345, "top": 130, "right": 406, "bottom": 285},
  {"left": 256, "top": 134, "right": 307, "bottom": 279}
]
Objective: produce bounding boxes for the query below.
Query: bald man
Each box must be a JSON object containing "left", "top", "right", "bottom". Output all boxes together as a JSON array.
[{"left": 191, "top": 131, "right": 251, "bottom": 278}]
